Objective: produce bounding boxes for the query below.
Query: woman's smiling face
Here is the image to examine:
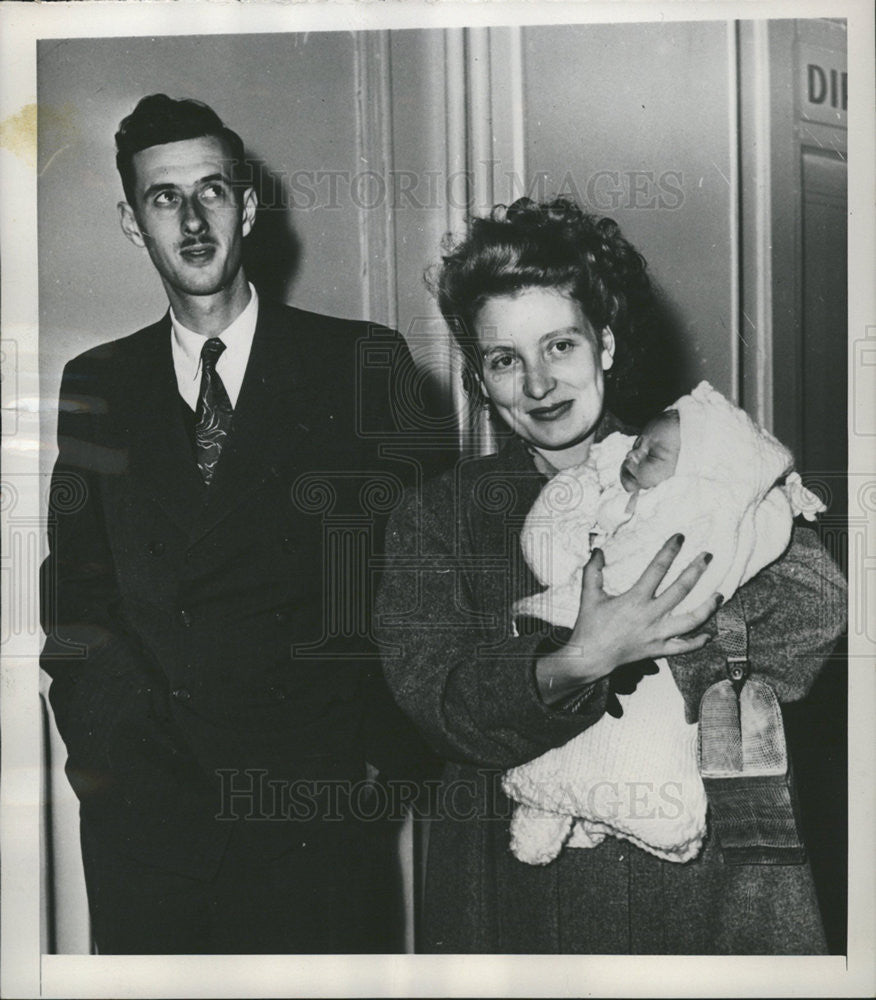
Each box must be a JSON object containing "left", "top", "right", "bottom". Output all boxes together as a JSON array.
[{"left": 475, "top": 287, "right": 614, "bottom": 468}]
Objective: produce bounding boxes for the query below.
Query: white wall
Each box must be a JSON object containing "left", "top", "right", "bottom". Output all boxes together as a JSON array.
[{"left": 521, "top": 21, "right": 737, "bottom": 395}]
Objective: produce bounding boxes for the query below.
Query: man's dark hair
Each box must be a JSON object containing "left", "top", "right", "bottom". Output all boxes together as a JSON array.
[{"left": 115, "top": 94, "right": 247, "bottom": 204}]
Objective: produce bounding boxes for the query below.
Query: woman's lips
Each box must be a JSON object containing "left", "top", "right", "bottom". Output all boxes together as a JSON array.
[{"left": 527, "top": 400, "right": 573, "bottom": 421}]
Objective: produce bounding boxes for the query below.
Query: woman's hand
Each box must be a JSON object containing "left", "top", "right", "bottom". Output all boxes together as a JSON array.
[{"left": 536, "top": 534, "right": 722, "bottom": 705}]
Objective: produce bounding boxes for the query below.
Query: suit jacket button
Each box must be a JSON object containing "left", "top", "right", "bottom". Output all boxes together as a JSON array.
[
  {"left": 282, "top": 537, "right": 294, "bottom": 553},
  {"left": 172, "top": 687, "right": 192, "bottom": 702},
  {"left": 268, "top": 685, "right": 286, "bottom": 701},
  {"left": 147, "top": 540, "right": 165, "bottom": 556},
  {"left": 274, "top": 610, "right": 288, "bottom": 623},
  {"left": 179, "top": 610, "right": 192, "bottom": 627}
]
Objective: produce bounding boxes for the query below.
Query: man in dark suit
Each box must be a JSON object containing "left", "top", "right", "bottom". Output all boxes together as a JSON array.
[{"left": 40, "top": 94, "right": 433, "bottom": 954}]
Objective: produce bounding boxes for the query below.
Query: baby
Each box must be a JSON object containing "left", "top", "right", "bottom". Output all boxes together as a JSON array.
[
  {"left": 504, "top": 382, "right": 825, "bottom": 866},
  {"left": 619, "top": 410, "right": 680, "bottom": 491},
  {"left": 514, "top": 410, "right": 684, "bottom": 628}
]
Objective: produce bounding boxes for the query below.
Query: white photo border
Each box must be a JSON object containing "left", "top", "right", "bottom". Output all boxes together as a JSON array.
[{"left": 1, "top": 1, "right": 873, "bottom": 997}]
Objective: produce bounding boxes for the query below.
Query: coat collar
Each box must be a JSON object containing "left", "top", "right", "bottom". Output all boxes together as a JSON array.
[
  {"left": 460, "top": 408, "right": 634, "bottom": 536},
  {"left": 491, "top": 408, "right": 635, "bottom": 477}
]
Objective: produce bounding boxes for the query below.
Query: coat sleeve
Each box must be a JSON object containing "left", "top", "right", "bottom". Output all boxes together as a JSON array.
[
  {"left": 40, "top": 357, "right": 171, "bottom": 774},
  {"left": 375, "top": 479, "right": 610, "bottom": 770},
  {"left": 669, "top": 524, "right": 847, "bottom": 720}
]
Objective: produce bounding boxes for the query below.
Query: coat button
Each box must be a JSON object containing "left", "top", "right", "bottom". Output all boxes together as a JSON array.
[
  {"left": 282, "top": 537, "right": 294, "bottom": 553},
  {"left": 146, "top": 540, "right": 165, "bottom": 556},
  {"left": 179, "top": 610, "right": 192, "bottom": 627},
  {"left": 268, "top": 685, "right": 286, "bottom": 701},
  {"left": 274, "top": 610, "right": 288, "bottom": 623},
  {"left": 171, "top": 687, "right": 192, "bottom": 702}
]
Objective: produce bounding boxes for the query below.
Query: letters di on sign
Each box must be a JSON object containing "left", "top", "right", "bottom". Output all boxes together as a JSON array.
[
  {"left": 798, "top": 43, "right": 847, "bottom": 128},
  {"left": 807, "top": 64, "right": 847, "bottom": 111}
]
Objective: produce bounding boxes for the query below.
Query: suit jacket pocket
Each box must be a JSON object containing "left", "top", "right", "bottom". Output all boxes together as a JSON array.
[
  {"left": 49, "top": 636, "right": 177, "bottom": 801},
  {"left": 51, "top": 665, "right": 144, "bottom": 802}
]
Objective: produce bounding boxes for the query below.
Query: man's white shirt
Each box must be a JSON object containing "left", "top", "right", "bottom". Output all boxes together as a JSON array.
[{"left": 170, "top": 282, "right": 259, "bottom": 411}]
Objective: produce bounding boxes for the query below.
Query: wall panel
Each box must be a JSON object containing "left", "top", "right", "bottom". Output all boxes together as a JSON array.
[{"left": 521, "top": 21, "right": 737, "bottom": 400}]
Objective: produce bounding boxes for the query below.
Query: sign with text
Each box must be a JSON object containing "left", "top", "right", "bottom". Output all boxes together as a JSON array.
[{"left": 798, "top": 42, "right": 847, "bottom": 128}]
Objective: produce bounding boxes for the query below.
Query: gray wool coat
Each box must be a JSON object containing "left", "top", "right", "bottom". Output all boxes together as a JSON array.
[{"left": 376, "top": 428, "right": 847, "bottom": 954}]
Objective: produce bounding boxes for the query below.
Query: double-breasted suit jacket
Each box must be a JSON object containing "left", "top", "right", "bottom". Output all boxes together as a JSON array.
[{"left": 41, "top": 298, "right": 432, "bottom": 878}]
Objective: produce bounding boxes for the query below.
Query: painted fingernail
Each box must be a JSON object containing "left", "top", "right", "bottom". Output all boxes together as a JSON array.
[
  {"left": 703, "top": 552, "right": 713, "bottom": 564},
  {"left": 674, "top": 533, "right": 685, "bottom": 545},
  {"left": 714, "top": 593, "right": 724, "bottom": 607}
]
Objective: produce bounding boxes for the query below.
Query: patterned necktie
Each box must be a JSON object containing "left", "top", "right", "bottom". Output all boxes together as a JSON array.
[{"left": 195, "top": 337, "right": 233, "bottom": 486}]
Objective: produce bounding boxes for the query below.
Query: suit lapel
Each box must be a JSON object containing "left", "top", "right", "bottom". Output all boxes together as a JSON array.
[
  {"left": 189, "top": 299, "right": 312, "bottom": 544},
  {"left": 126, "top": 316, "right": 205, "bottom": 532}
]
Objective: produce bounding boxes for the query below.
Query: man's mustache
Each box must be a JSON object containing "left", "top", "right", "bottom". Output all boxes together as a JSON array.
[{"left": 137, "top": 229, "right": 217, "bottom": 251}]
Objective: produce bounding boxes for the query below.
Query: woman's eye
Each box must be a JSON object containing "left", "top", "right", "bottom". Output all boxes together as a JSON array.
[
  {"left": 550, "top": 340, "right": 574, "bottom": 355},
  {"left": 488, "top": 354, "right": 516, "bottom": 371}
]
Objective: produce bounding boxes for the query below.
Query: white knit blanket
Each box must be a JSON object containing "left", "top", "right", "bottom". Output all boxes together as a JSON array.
[
  {"left": 505, "top": 659, "right": 705, "bottom": 864},
  {"left": 505, "top": 382, "right": 825, "bottom": 866}
]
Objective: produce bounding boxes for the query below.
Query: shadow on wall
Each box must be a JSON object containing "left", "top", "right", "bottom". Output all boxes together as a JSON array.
[
  {"left": 646, "top": 287, "right": 701, "bottom": 416},
  {"left": 242, "top": 154, "right": 459, "bottom": 471},
  {"left": 606, "top": 282, "right": 699, "bottom": 430},
  {"left": 783, "top": 639, "right": 848, "bottom": 956},
  {"left": 243, "top": 156, "right": 302, "bottom": 303}
]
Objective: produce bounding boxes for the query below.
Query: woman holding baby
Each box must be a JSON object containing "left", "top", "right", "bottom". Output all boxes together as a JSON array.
[{"left": 375, "top": 198, "right": 846, "bottom": 953}]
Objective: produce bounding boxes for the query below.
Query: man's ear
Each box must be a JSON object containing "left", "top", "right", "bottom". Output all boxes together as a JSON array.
[
  {"left": 241, "top": 187, "right": 257, "bottom": 238},
  {"left": 118, "top": 201, "right": 147, "bottom": 249},
  {"left": 600, "top": 326, "right": 616, "bottom": 372}
]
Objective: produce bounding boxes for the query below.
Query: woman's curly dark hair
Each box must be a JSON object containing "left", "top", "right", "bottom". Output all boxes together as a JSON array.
[{"left": 430, "top": 197, "right": 657, "bottom": 418}]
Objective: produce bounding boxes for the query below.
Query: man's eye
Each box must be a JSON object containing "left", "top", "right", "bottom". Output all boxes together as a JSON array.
[
  {"left": 551, "top": 340, "right": 574, "bottom": 354},
  {"left": 200, "top": 184, "right": 227, "bottom": 201},
  {"left": 153, "top": 191, "right": 178, "bottom": 206}
]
